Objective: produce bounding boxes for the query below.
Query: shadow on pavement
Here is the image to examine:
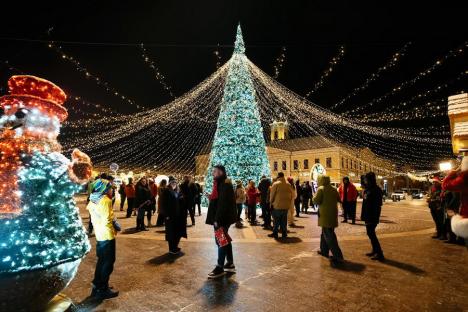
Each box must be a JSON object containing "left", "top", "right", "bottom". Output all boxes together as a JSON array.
[
  {"left": 147, "top": 252, "right": 185, "bottom": 266},
  {"left": 380, "top": 219, "right": 397, "bottom": 224},
  {"left": 277, "top": 237, "right": 303, "bottom": 244},
  {"left": 331, "top": 260, "right": 366, "bottom": 273},
  {"left": 290, "top": 225, "right": 305, "bottom": 229},
  {"left": 381, "top": 259, "right": 426, "bottom": 275},
  {"left": 121, "top": 228, "right": 139, "bottom": 235},
  {"left": 74, "top": 296, "right": 103, "bottom": 312},
  {"left": 198, "top": 276, "right": 239, "bottom": 307}
]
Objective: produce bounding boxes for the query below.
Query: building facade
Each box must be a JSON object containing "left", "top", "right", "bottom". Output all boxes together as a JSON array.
[{"left": 195, "top": 120, "right": 395, "bottom": 189}]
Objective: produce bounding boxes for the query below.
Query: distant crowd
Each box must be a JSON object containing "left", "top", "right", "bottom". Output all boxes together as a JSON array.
[{"left": 84, "top": 167, "right": 386, "bottom": 299}]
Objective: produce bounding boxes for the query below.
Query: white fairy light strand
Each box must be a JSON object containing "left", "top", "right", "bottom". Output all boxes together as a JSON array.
[
  {"left": 306, "top": 45, "right": 345, "bottom": 98},
  {"left": 331, "top": 42, "right": 412, "bottom": 110},
  {"left": 48, "top": 42, "right": 146, "bottom": 110},
  {"left": 273, "top": 46, "right": 287, "bottom": 79},
  {"left": 140, "top": 43, "right": 175, "bottom": 99}
]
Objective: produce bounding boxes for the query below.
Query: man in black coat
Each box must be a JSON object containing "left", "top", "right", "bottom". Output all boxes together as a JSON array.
[
  {"left": 258, "top": 176, "right": 272, "bottom": 229},
  {"left": 206, "top": 164, "right": 237, "bottom": 278},
  {"left": 180, "top": 176, "right": 196, "bottom": 226},
  {"left": 361, "top": 172, "right": 384, "bottom": 261}
]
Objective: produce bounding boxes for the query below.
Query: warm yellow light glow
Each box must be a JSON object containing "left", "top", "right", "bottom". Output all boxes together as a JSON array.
[{"left": 439, "top": 162, "right": 453, "bottom": 171}]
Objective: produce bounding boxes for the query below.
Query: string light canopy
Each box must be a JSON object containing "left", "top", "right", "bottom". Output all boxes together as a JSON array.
[{"left": 57, "top": 25, "right": 453, "bottom": 177}]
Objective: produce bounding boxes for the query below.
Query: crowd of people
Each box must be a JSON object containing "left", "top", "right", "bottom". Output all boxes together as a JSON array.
[
  {"left": 84, "top": 166, "right": 388, "bottom": 299},
  {"left": 428, "top": 173, "right": 468, "bottom": 246}
]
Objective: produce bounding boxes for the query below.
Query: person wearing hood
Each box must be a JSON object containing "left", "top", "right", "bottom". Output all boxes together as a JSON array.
[
  {"left": 313, "top": 175, "right": 344, "bottom": 264},
  {"left": 361, "top": 172, "right": 385, "bottom": 261},
  {"left": 159, "top": 176, "right": 187, "bottom": 254},
  {"left": 86, "top": 178, "right": 121, "bottom": 299},
  {"left": 268, "top": 172, "right": 295, "bottom": 239},
  {"left": 206, "top": 165, "right": 237, "bottom": 278}
]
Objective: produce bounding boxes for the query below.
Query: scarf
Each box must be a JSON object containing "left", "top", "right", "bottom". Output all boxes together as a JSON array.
[{"left": 209, "top": 180, "right": 219, "bottom": 201}]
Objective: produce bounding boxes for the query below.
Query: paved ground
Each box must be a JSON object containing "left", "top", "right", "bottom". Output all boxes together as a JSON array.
[{"left": 65, "top": 196, "right": 468, "bottom": 312}]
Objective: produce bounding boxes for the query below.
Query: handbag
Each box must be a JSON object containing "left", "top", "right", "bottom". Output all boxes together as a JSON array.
[{"left": 214, "top": 227, "right": 232, "bottom": 247}]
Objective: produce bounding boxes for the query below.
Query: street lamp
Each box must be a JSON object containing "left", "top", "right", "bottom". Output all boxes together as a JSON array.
[{"left": 439, "top": 161, "right": 452, "bottom": 172}]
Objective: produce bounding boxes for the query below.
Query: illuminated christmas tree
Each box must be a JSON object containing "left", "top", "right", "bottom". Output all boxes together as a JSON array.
[{"left": 205, "top": 24, "right": 271, "bottom": 191}]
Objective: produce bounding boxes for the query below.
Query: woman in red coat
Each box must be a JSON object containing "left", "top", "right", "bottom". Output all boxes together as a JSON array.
[
  {"left": 246, "top": 181, "right": 260, "bottom": 225},
  {"left": 338, "top": 177, "right": 358, "bottom": 224}
]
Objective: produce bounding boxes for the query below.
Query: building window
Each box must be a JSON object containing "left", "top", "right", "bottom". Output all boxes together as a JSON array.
[
  {"left": 304, "top": 159, "right": 309, "bottom": 170},
  {"left": 273, "top": 161, "right": 278, "bottom": 171},
  {"left": 315, "top": 158, "right": 320, "bottom": 164},
  {"left": 365, "top": 164, "right": 367, "bottom": 172},
  {"left": 346, "top": 158, "right": 349, "bottom": 169},
  {"left": 274, "top": 131, "right": 278, "bottom": 140},
  {"left": 359, "top": 161, "right": 362, "bottom": 171},
  {"left": 354, "top": 161, "right": 357, "bottom": 170},
  {"left": 282, "top": 160, "right": 287, "bottom": 170},
  {"left": 326, "top": 157, "right": 332, "bottom": 168},
  {"left": 341, "top": 157, "right": 344, "bottom": 168},
  {"left": 293, "top": 160, "right": 299, "bottom": 170}
]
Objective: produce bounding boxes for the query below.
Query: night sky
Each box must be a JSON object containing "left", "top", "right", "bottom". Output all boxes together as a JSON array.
[
  {"left": 0, "top": 0, "right": 467, "bottom": 171},
  {"left": 1, "top": 1, "right": 466, "bottom": 114}
]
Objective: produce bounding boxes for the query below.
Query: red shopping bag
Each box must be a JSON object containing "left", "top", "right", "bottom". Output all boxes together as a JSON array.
[{"left": 214, "top": 227, "right": 232, "bottom": 247}]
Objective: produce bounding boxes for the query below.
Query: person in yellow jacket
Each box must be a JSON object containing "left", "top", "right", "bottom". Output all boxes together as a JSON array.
[{"left": 87, "top": 178, "right": 121, "bottom": 299}]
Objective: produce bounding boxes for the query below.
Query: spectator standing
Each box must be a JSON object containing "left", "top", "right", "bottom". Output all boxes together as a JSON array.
[
  {"left": 287, "top": 177, "right": 297, "bottom": 227},
  {"left": 194, "top": 182, "right": 203, "bottom": 216},
  {"left": 268, "top": 172, "right": 295, "bottom": 239},
  {"left": 428, "top": 177, "right": 444, "bottom": 239},
  {"left": 118, "top": 181, "right": 126, "bottom": 212},
  {"left": 258, "top": 176, "right": 272, "bottom": 229},
  {"left": 294, "top": 180, "right": 302, "bottom": 217},
  {"left": 313, "top": 175, "right": 344, "bottom": 264},
  {"left": 206, "top": 165, "right": 237, "bottom": 278},
  {"left": 125, "top": 178, "right": 136, "bottom": 218},
  {"left": 159, "top": 176, "right": 187, "bottom": 254},
  {"left": 87, "top": 179, "right": 120, "bottom": 299},
  {"left": 235, "top": 181, "right": 246, "bottom": 227},
  {"left": 246, "top": 181, "right": 260, "bottom": 225},
  {"left": 135, "top": 177, "right": 152, "bottom": 231},
  {"left": 302, "top": 181, "right": 312, "bottom": 213},
  {"left": 338, "top": 177, "right": 358, "bottom": 224},
  {"left": 148, "top": 178, "right": 158, "bottom": 227},
  {"left": 156, "top": 179, "right": 168, "bottom": 227},
  {"left": 180, "top": 176, "right": 196, "bottom": 226},
  {"left": 361, "top": 172, "right": 384, "bottom": 261}
]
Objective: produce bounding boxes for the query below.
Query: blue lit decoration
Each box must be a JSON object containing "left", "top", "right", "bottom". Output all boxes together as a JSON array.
[
  {"left": 204, "top": 24, "right": 271, "bottom": 192},
  {"left": 0, "top": 151, "right": 90, "bottom": 273}
]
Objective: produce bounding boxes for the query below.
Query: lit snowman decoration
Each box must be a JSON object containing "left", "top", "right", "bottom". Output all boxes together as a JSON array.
[{"left": 0, "top": 75, "right": 92, "bottom": 311}]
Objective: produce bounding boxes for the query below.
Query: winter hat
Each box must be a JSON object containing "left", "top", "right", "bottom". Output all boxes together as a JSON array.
[
  {"left": 89, "top": 179, "right": 112, "bottom": 204},
  {"left": 0, "top": 75, "right": 68, "bottom": 122},
  {"left": 168, "top": 176, "right": 177, "bottom": 184},
  {"left": 214, "top": 164, "right": 226, "bottom": 175}
]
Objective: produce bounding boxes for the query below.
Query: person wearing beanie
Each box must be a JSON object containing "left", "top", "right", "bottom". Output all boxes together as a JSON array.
[
  {"left": 206, "top": 165, "right": 237, "bottom": 278},
  {"left": 159, "top": 176, "right": 187, "bottom": 254},
  {"left": 87, "top": 178, "right": 121, "bottom": 299}
]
